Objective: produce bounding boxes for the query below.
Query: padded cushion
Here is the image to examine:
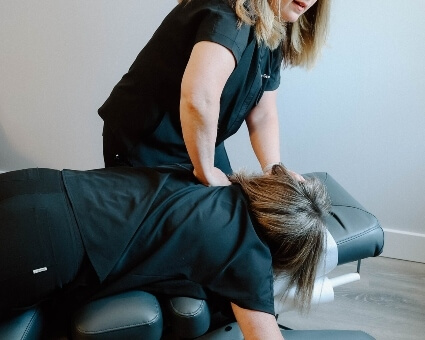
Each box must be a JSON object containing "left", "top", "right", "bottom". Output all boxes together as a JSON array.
[
  {"left": 167, "top": 297, "right": 211, "bottom": 338},
  {"left": 166, "top": 296, "right": 211, "bottom": 338},
  {"left": 307, "top": 173, "right": 384, "bottom": 265},
  {"left": 282, "top": 329, "right": 375, "bottom": 340},
  {"left": 196, "top": 322, "right": 375, "bottom": 340},
  {"left": 0, "top": 308, "right": 43, "bottom": 340},
  {"left": 72, "top": 290, "right": 162, "bottom": 340}
]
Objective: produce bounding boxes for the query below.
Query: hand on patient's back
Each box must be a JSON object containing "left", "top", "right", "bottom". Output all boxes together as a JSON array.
[{"left": 193, "top": 167, "right": 231, "bottom": 187}]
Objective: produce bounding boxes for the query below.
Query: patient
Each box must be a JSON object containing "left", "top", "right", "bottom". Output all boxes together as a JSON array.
[{"left": 0, "top": 164, "right": 330, "bottom": 339}]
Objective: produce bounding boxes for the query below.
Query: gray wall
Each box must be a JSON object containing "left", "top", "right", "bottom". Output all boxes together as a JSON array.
[
  {"left": 1, "top": 1, "right": 424, "bottom": 261},
  {"left": 227, "top": 1, "right": 425, "bottom": 262}
]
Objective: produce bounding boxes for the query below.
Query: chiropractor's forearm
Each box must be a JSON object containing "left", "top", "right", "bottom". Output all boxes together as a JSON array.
[
  {"left": 180, "top": 41, "right": 234, "bottom": 186},
  {"left": 180, "top": 100, "right": 231, "bottom": 187},
  {"left": 249, "top": 119, "right": 281, "bottom": 171},
  {"left": 246, "top": 100, "right": 281, "bottom": 172},
  {"left": 180, "top": 98, "right": 218, "bottom": 183},
  {"left": 247, "top": 93, "right": 305, "bottom": 182}
]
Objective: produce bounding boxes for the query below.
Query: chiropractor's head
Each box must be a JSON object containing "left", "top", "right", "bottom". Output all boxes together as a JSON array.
[
  {"left": 271, "top": 0, "right": 318, "bottom": 23},
  {"left": 230, "top": 164, "right": 331, "bottom": 310},
  {"left": 178, "top": 0, "right": 331, "bottom": 67}
]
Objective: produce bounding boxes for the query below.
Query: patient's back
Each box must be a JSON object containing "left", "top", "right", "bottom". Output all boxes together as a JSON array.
[{"left": 63, "top": 165, "right": 275, "bottom": 314}]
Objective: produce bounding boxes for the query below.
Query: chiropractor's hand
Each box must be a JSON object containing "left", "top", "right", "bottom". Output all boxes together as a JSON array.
[
  {"left": 287, "top": 169, "right": 305, "bottom": 182},
  {"left": 193, "top": 167, "right": 231, "bottom": 187},
  {"left": 263, "top": 163, "right": 305, "bottom": 182}
]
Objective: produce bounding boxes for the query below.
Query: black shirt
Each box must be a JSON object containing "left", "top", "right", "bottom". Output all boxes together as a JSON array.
[
  {"left": 98, "top": 0, "right": 282, "bottom": 166},
  {"left": 62, "top": 165, "right": 275, "bottom": 314}
]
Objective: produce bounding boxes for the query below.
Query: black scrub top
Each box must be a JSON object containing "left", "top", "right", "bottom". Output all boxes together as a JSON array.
[
  {"left": 98, "top": 0, "right": 283, "bottom": 167},
  {"left": 62, "top": 165, "right": 275, "bottom": 315}
]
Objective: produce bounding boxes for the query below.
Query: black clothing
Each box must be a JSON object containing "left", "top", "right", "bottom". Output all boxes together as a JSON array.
[
  {"left": 0, "top": 166, "right": 275, "bottom": 315},
  {"left": 99, "top": 0, "right": 282, "bottom": 170},
  {"left": 102, "top": 124, "right": 233, "bottom": 173},
  {"left": 0, "top": 168, "right": 84, "bottom": 314}
]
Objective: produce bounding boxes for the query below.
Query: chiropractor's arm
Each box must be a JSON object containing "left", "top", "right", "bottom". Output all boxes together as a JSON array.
[
  {"left": 246, "top": 90, "right": 281, "bottom": 172},
  {"left": 180, "top": 41, "right": 235, "bottom": 186},
  {"left": 246, "top": 91, "right": 304, "bottom": 182},
  {"left": 231, "top": 303, "right": 284, "bottom": 340}
]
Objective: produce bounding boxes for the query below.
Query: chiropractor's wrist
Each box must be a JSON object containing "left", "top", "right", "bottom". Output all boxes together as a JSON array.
[
  {"left": 262, "top": 162, "right": 305, "bottom": 182},
  {"left": 262, "top": 162, "right": 283, "bottom": 174},
  {"left": 193, "top": 166, "right": 231, "bottom": 187}
]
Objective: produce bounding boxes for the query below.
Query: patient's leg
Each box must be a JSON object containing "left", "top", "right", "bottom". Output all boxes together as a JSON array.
[{"left": 0, "top": 168, "right": 84, "bottom": 317}]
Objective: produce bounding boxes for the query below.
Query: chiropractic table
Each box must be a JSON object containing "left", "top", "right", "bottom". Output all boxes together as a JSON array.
[{"left": 0, "top": 172, "right": 384, "bottom": 339}]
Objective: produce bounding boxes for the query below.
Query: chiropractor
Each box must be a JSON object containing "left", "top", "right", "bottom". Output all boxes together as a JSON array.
[{"left": 99, "top": 0, "right": 331, "bottom": 186}]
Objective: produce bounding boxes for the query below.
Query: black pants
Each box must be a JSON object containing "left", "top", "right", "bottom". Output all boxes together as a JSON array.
[{"left": 0, "top": 169, "right": 85, "bottom": 316}]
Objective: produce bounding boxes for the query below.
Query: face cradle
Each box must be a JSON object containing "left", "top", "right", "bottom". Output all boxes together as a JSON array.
[{"left": 277, "top": 0, "right": 318, "bottom": 22}]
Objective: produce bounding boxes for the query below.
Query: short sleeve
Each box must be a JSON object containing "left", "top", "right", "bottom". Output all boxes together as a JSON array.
[
  {"left": 210, "top": 243, "right": 275, "bottom": 315},
  {"left": 194, "top": 3, "right": 251, "bottom": 63},
  {"left": 202, "top": 200, "right": 275, "bottom": 315}
]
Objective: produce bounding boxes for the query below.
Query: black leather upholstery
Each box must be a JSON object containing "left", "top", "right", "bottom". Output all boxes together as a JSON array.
[
  {"left": 72, "top": 290, "right": 162, "bottom": 340},
  {"left": 309, "top": 173, "right": 384, "bottom": 264},
  {"left": 282, "top": 329, "right": 375, "bottom": 340},
  {"left": 166, "top": 296, "right": 211, "bottom": 338},
  {"left": 196, "top": 322, "right": 376, "bottom": 340},
  {"left": 0, "top": 308, "right": 43, "bottom": 340}
]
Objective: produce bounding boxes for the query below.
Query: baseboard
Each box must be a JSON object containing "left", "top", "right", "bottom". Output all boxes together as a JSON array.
[{"left": 381, "top": 228, "right": 425, "bottom": 263}]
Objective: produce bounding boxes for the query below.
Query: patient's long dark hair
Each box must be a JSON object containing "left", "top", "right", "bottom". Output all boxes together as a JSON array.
[{"left": 230, "top": 165, "right": 331, "bottom": 311}]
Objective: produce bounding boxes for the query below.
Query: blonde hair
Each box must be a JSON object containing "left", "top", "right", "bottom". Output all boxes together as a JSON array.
[
  {"left": 230, "top": 165, "right": 331, "bottom": 311},
  {"left": 179, "top": 0, "right": 331, "bottom": 68}
]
